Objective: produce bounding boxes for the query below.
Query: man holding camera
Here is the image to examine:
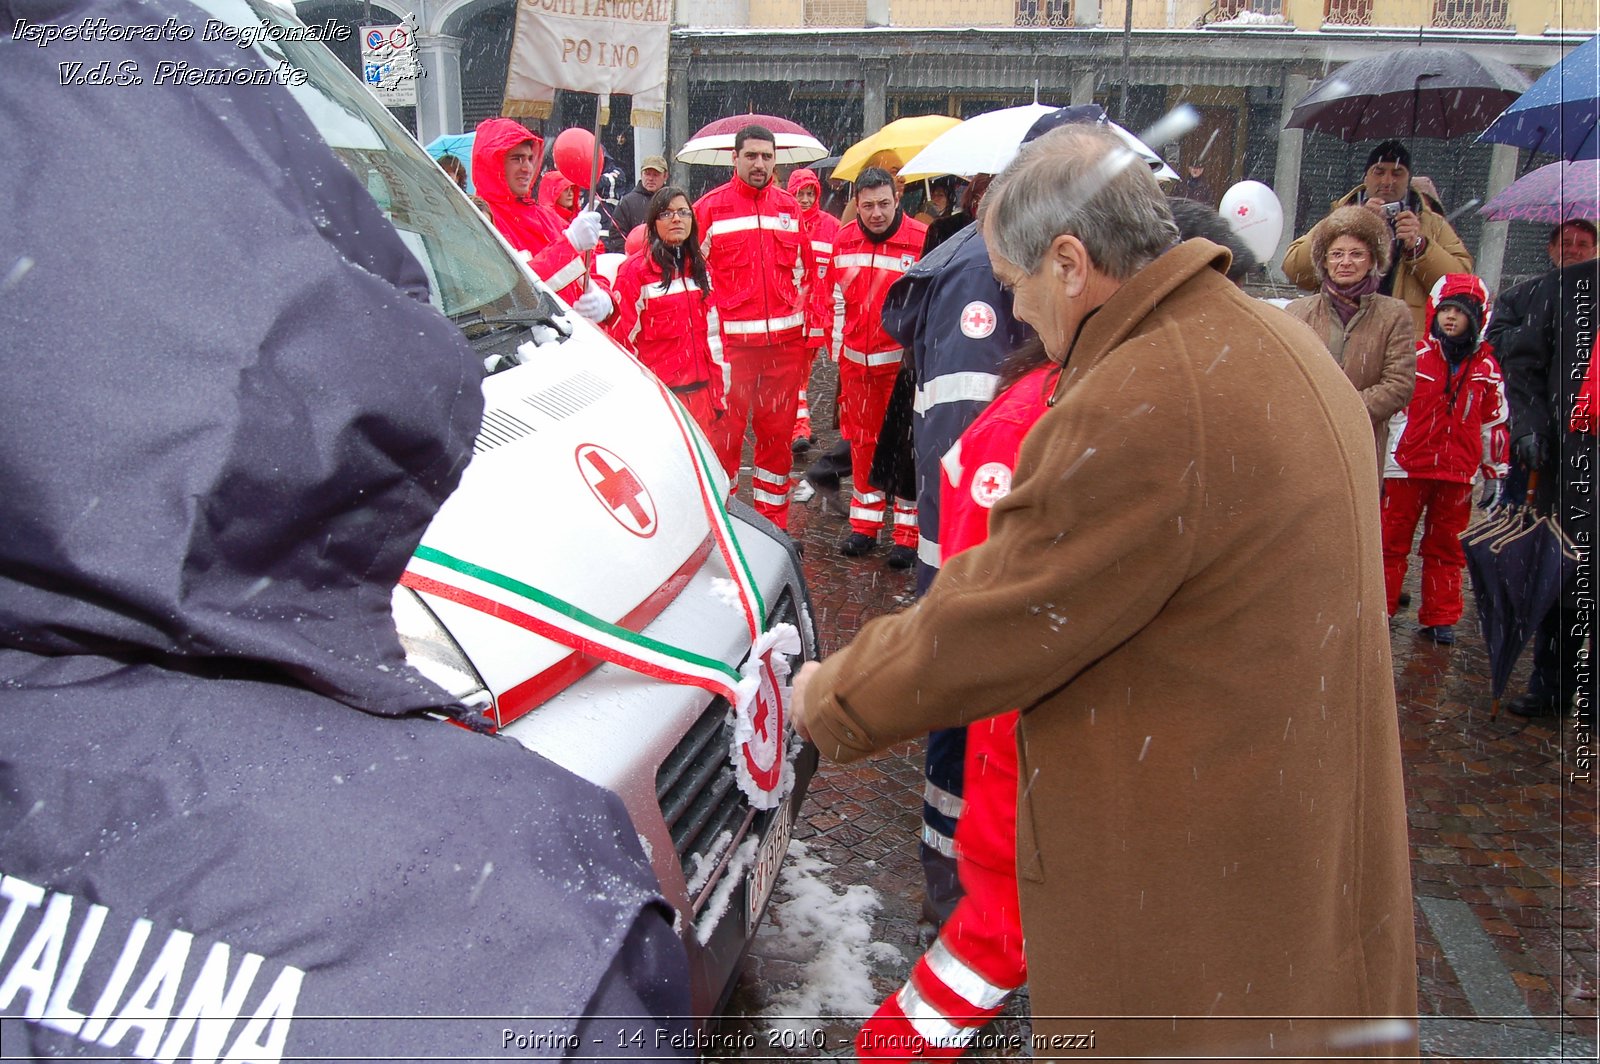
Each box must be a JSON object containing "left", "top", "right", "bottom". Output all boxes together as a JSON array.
[{"left": 1284, "top": 140, "right": 1472, "bottom": 335}]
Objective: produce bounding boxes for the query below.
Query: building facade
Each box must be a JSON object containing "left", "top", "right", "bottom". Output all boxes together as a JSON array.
[{"left": 293, "top": 0, "right": 1590, "bottom": 285}]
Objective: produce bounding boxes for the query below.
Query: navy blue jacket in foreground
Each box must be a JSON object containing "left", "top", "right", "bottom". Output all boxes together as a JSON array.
[{"left": 0, "top": 1, "right": 690, "bottom": 1058}]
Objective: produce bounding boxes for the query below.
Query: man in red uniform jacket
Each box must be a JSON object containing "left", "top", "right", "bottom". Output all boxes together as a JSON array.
[
  {"left": 695, "top": 125, "right": 814, "bottom": 529},
  {"left": 472, "top": 117, "right": 612, "bottom": 321},
  {"left": 830, "top": 168, "right": 927, "bottom": 566}
]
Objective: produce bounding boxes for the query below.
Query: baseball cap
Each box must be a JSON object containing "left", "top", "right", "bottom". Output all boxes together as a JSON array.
[{"left": 641, "top": 155, "right": 668, "bottom": 173}]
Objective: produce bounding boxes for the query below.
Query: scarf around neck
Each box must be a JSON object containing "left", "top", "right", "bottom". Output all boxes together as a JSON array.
[{"left": 1323, "top": 273, "right": 1380, "bottom": 326}]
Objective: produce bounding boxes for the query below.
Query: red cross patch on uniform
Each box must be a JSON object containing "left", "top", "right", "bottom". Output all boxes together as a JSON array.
[
  {"left": 575, "top": 444, "right": 658, "bottom": 538},
  {"left": 960, "top": 300, "right": 998, "bottom": 339},
  {"left": 971, "top": 461, "right": 1012, "bottom": 508}
]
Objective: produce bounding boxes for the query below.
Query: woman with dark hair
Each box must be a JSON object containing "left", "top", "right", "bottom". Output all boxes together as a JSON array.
[
  {"left": 437, "top": 153, "right": 467, "bottom": 190},
  {"left": 607, "top": 186, "right": 726, "bottom": 434}
]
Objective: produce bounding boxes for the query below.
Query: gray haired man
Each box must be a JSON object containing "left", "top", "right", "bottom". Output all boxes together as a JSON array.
[{"left": 793, "top": 125, "right": 1418, "bottom": 1058}]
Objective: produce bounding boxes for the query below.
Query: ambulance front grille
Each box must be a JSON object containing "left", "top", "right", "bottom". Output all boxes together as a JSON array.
[
  {"left": 654, "top": 590, "right": 803, "bottom": 906},
  {"left": 656, "top": 697, "right": 745, "bottom": 902}
]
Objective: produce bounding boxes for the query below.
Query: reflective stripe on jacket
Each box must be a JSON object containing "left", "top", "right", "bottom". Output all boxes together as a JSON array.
[
  {"left": 694, "top": 178, "right": 812, "bottom": 349},
  {"left": 607, "top": 251, "right": 727, "bottom": 407},
  {"left": 830, "top": 214, "right": 928, "bottom": 365}
]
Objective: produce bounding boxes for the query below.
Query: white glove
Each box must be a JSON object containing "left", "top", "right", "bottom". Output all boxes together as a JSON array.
[
  {"left": 565, "top": 210, "right": 603, "bottom": 252},
  {"left": 573, "top": 282, "right": 613, "bottom": 323}
]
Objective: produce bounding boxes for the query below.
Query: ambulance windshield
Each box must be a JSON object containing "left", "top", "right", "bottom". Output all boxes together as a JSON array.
[{"left": 197, "top": 0, "right": 549, "bottom": 327}]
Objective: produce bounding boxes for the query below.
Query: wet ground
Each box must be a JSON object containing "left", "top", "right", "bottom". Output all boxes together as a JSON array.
[{"left": 720, "top": 359, "right": 1597, "bottom": 1061}]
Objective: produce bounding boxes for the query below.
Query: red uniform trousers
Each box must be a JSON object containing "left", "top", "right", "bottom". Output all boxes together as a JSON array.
[
  {"left": 858, "top": 711, "right": 1024, "bottom": 1061},
  {"left": 840, "top": 358, "right": 917, "bottom": 545},
  {"left": 1381, "top": 477, "right": 1474, "bottom": 626},
  {"left": 711, "top": 343, "right": 808, "bottom": 530},
  {"left": 672, "top": 385, "right": 719, "bottom": 442},
  {"left": 791, "top": 348, "right": 820, "bottom": 442}
]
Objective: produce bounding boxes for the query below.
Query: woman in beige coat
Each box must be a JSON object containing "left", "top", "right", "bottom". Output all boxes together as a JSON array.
[{"left": 1285, "top": 206, "right": 1416, "bottom": 476}]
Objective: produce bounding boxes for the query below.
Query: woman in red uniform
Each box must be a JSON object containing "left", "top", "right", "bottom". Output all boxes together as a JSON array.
[{"left": 607, "top": 187, "right": 727, "bottom": 435}]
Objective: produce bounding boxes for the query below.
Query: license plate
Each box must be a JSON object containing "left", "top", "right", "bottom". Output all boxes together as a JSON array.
[{"left": 745, "top": 799, "right": 794, "bottom": 932}]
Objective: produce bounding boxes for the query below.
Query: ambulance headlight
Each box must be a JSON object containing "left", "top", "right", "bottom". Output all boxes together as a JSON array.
[{"left": 390, "top": 585, "right": 494, "bottom": 714}]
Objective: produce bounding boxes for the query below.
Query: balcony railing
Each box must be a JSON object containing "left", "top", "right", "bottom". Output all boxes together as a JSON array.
[{"left": 679, "top": 0, "right": 1575, "bottom": 29}]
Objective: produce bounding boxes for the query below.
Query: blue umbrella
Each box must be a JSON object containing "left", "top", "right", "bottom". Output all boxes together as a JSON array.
[
  {"left": 1479, "top": 34, "right": 1599, "bottom": 161},
  {"left": 424, "top": 131, "right": 476, "bottom": 193}
]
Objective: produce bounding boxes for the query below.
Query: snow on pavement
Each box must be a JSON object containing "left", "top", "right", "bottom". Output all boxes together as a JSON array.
[{"left": 757, "top": 839, "right": 904, "bottom": 1033}]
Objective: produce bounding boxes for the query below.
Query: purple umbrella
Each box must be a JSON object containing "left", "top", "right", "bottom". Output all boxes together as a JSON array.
[{"left": 1480, "top": 160, "right": 1600, "bottom": 224}]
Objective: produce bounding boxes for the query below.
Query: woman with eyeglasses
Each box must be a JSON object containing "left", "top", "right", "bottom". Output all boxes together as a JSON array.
[
  {"left": 1284, "top": 205, "right": 1416, "bottom": 485},
  {"left": 607, "top": 186, "right": 726, "bottom": 434}
]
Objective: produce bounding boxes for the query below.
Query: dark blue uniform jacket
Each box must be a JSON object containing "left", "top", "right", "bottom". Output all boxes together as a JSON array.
[{"left": 0, "top": 2, "right": 690, "bottom": 1058}]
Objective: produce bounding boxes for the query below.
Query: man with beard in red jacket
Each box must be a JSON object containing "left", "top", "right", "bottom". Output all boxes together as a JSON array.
[
  {"left": 472, "top": 117, "right": 613, "bottom": 322},
  {"left": 787, "top": 166, "right": 842, "bottom": 454},
  {"left": 695, "top": 126, "right": 815, "bottom": 529},
  {"left": 831, "top": 168, "right": 927, "bottom": 567}
]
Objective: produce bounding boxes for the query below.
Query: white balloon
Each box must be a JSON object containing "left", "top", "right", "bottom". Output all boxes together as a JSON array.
[
  {"left": 594, "top": 252, "right": 626, "bottom": 286},
  {"left": 1218, "top": 180, "right": 1284, "bottom": 264}
]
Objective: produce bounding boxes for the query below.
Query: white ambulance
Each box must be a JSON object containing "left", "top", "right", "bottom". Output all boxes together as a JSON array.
[{"left": 224, "top": 0, "right": 818, "bottom": 1018}]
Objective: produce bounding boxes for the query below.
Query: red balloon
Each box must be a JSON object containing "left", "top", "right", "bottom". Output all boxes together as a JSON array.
[
  {"left": 625, "top": 224, "right": 647, "bottom": 256},
  {"left": 553, "top": 128, "right": 602, "bottom": 189}
]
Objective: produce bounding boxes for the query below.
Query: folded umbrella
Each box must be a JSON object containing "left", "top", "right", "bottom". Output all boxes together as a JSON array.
[{"left": 1462, "top": 501, "right": 1580, "bottom": 715}]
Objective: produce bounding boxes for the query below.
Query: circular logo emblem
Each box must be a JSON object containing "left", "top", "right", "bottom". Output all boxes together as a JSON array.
[
  {"left": 575, "top": 444, "right": 658, "bottom": 538},
  {"left": 742, "top": 655, "right": 785, "bottom": 793},
  {"left": 970, "top": 462, "right": 1013, "bottom": 508},
  {"left": 959, "top": 300, "right": 997, "bottom": 339}
]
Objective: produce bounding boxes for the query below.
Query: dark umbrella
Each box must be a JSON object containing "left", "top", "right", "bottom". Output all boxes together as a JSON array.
[
  {"left": 1286, "top": 47, "right": 1531, "bottom": 141},
  {"left": 1461, "top": 499, "right": 1580, "bottom": 716},
  {"left": 1478, "top": 34, "right": 1599, "bottom": 161}
]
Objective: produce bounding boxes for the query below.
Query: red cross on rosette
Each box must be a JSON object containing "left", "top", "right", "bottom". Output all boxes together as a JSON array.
[{"left": 730, "top": 625, "right": 802, "bottom": 810}]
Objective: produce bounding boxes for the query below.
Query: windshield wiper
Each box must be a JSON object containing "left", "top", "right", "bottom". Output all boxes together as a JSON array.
[{"left": 452, "top": 305, "right": 570, "bottom": 334}]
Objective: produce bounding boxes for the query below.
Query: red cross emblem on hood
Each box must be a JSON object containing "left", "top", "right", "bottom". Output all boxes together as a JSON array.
[{"left": 575, "top": 444, "right": 658, "bottom": 538}]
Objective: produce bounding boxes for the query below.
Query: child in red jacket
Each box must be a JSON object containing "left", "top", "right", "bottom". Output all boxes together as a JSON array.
[{"left": 1382, "top": 274, "right": 1509, "bottom": 644}]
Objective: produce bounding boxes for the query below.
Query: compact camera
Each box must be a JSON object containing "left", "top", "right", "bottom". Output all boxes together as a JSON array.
[{"left": 1381, "top": 201, "right": 1405, "bottom": 219}]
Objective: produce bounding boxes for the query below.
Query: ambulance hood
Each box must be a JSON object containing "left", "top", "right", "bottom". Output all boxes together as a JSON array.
[{"left": 0, "top": 44, "right": 485, "bottom": 717}]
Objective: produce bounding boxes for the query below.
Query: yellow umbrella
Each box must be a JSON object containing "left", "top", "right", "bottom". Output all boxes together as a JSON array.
[{"left": 831, "top": 114, "right": 963, "bottom": 182}]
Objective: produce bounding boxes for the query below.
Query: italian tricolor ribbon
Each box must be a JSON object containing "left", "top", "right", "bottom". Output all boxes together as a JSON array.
[{"left": 402, "top": 337, "right": 798, "bottom": 786}]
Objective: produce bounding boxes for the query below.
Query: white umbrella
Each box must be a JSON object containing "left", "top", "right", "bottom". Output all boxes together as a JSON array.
[{"left": 899, "top": 103, "right": 1176, "bottom": 182}]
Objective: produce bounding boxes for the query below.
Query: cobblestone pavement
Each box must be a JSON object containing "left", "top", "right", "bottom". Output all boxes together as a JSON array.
[{"left": 719, "top": 360, "right": 1597, "bottom": 1060}]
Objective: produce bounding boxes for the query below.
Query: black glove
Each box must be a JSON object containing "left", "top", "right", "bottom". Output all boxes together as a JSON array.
[{"left": 1513, "top": 434, "right": 1546, "bottom": 469}]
